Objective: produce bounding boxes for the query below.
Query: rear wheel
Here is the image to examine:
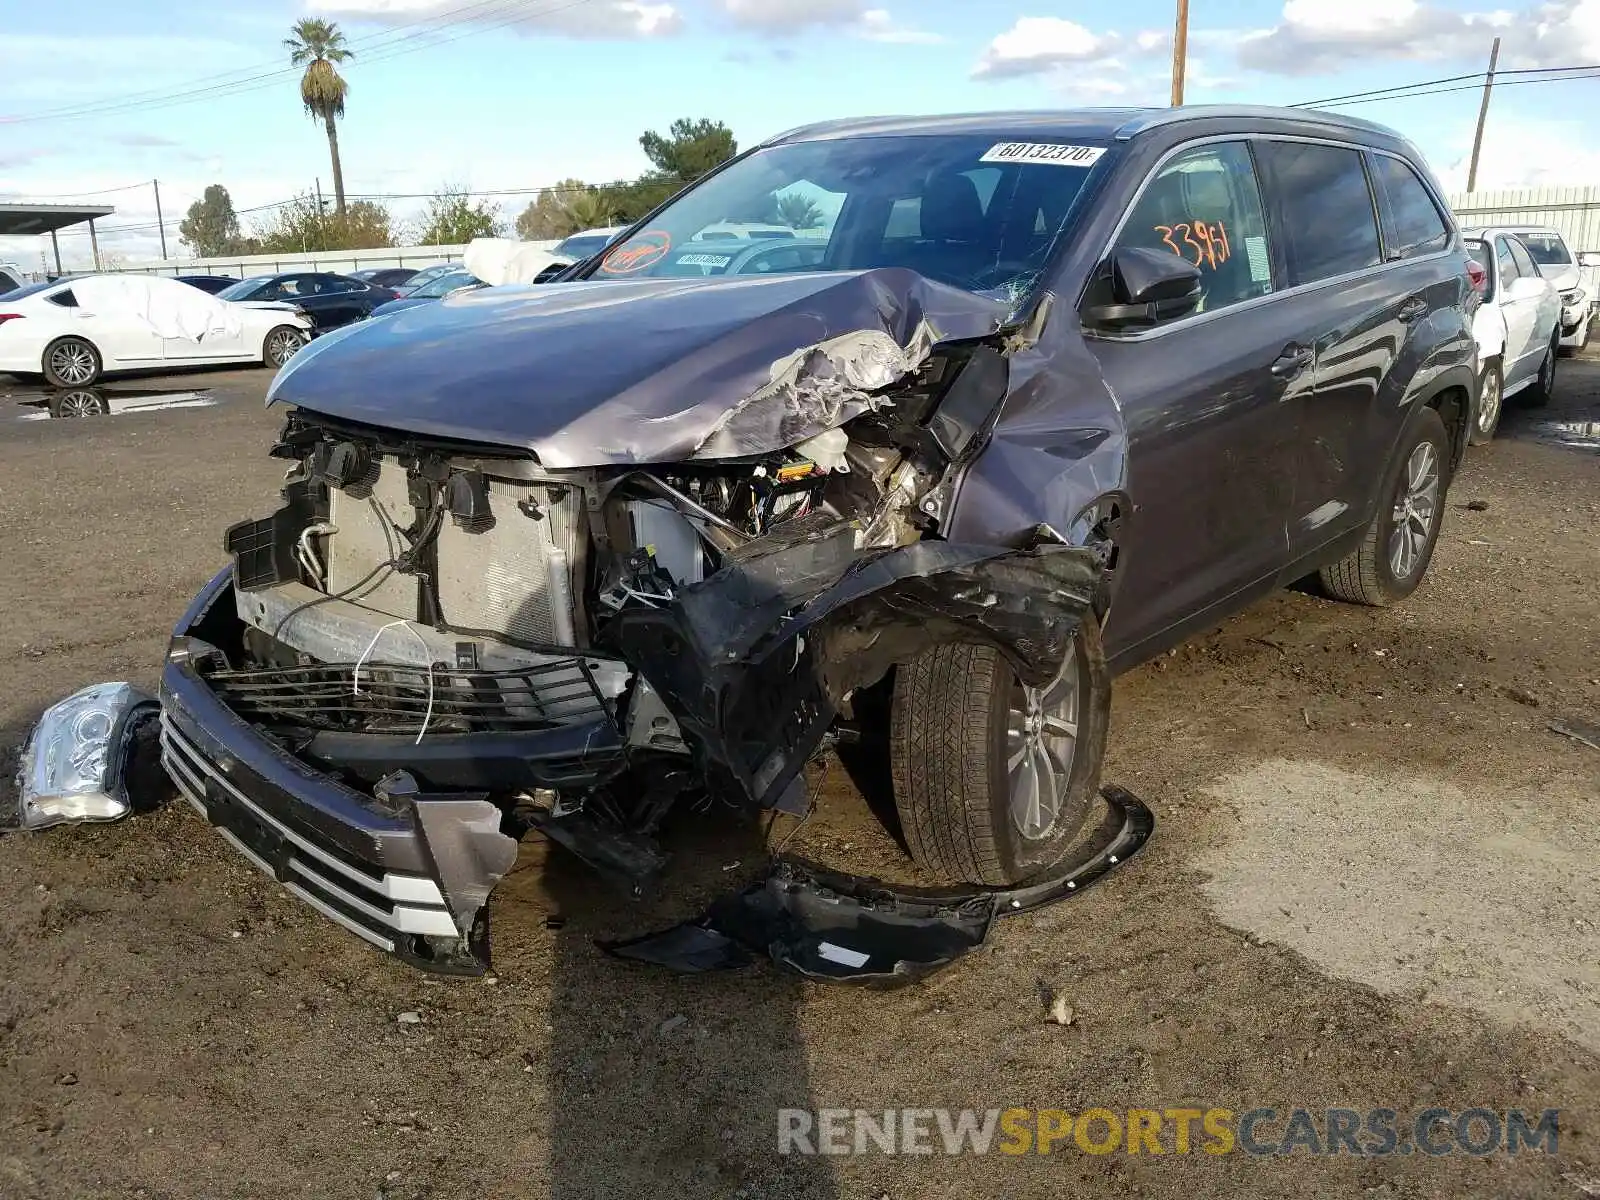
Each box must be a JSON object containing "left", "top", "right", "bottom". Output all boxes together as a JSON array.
[
  {"left": 1320, "top": 406, "right": 1449, "bottom": 607},
  {"left": 889, "top": 618, "right": 1109, "bottom": 886},
  {"left": 43, "top": 337, "right": 102, "bottom": 388},
  {"left": 1469, "top": 358, "right": 1503, "bottom": 446},
  {"left": 1524, "top": 332, "right": 1557, "bottom": 407}
]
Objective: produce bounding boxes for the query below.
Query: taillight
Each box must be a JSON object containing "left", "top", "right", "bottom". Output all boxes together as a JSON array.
[
  {"left": 0, "top": 313, "right": 24, "bottom": 326},
  {"left": 1466, "top": 260, "right": 1487, "bottom": 292}
]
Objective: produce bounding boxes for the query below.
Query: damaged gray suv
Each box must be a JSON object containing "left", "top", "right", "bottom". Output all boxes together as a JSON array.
[{"left": 75, "top": 107, "right": 1474, "bottom": 975}]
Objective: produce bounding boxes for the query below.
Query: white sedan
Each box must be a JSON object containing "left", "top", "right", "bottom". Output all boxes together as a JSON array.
[
  {"left": 1464, "top": 231, "right": 1562, "bottom": 444},
  {"left": 0, "top": 274, "right": 313, "bottom": 387}
]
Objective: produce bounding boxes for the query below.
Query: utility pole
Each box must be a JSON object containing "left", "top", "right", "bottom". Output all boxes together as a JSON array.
[
  {"left": 1170, "top": 0, "right": 1190, "bottom": 107},
  {"left": 153, "top": 179, "right": 167, "bottom": 260},
  {"left": 1466, "top": 36, "right": 1501, "bottom": 194}
]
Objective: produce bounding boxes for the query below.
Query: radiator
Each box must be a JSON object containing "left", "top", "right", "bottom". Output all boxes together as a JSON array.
[{"left": 327, "top": 458, "right": 420, "bottom": 621}]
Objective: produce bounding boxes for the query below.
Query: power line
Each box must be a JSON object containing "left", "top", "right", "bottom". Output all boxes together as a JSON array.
[
  {"left": 1317, "top": 70, "right": 1600, "bottom": 108},
  {"left": 1, "top": 0, "right": 601, "bottom": 126},
  {"left": 1294, "top": 63, "right": 1600, "bottom": 107}
]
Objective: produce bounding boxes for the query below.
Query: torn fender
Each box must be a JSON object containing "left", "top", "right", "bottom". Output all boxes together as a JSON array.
[{"left": 607, "top": 534, "right": 1103, "bottom": 810}]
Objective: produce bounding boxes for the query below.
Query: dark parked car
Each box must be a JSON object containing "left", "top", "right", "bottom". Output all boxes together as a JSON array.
[
  {"left": 367, "top": 270, "right": 484, "bottom": 319},
  {"left": 351, "top": 266, "right": 420, "bottom": 290},
  {"left": 391, "top": 263, "right": 461, "bottom": 298},
  {"left": 141, "top": 106, "right": 1475, "bottom": 976},
  {"left": 213, "top": 272, "right": 394, "bottom": 332},
  {"left": 174, "top": 274, "right": 238, "bottom": 294}
]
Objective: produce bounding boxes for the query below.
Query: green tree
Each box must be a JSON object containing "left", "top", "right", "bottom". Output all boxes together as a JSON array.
[
  {"left": 286, "top": 18, "right": 353, "bottom": 215},
  {"left": 638, "top": 118, "right": 737, "bottom": 183},
  {"left": 417, "top": 185, "right": 501, "bottom": 244},
  {"left": 607, "top": 173, "right": 684, "bottom": 223},
  {"left": 179, "top": 184, "right": 247, "bottom": 256},
  {"left": 560, "top": 189, "right": 616, "bottom": 232},
  {"left": 775, "top": 191, "right": 822, "bottom": 230},
  {"left": 253, "top": 194, "right": 394, "bottom": 253}
]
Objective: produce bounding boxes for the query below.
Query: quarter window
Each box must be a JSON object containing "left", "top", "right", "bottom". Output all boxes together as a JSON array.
[
  {"left": 1371, "top": 155, "right": 1449, "bottom": 259},
  {"left": 1257, "top": 141, "right": 1382, "bottom": 286},
  {"left": 1506, "top": 237, "right": 1540, "bottom": 281},
  {"left": 1112, "top": 141, "right": 1274, "bottom": 317},
  {"left": 1496, "top": 238, "right": 1520, "bottom": 286}
]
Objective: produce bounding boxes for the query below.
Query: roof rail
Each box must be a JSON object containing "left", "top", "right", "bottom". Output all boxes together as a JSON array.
[{"left": 1113, "top": 104, "right": 1402, "bottom": 141}]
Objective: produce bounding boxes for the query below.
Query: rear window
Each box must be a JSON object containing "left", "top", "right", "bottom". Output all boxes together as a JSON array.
[
  {"left": 1371, "top": 154, "right": 1449, "bottom": 259},
  {"left": 1518, "top": 232, "right": 1571, "bottom": 266},
  {"left": 1256, "top": 141, "right": 1382, "bottom": 286}
]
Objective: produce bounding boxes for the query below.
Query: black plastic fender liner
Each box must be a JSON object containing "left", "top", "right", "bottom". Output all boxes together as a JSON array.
[
  {"left": 601, "top": 785, "right": 1153, "bottom": 986},
  {"left": 607, "top": 537, "right": 1104, "bottom": 812}
]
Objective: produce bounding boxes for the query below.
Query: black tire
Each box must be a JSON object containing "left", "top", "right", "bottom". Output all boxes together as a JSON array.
[
  {"left": 42, "top": 337, "right": 102, "bottom": 388},
  {"left": 1524, "top": 332, "right": 1557, "bottom": 407},
  {"left": 262, "top": 325, "right": 306, "bottom": 369},
  {"left": 1469, "top": 358, "right": 1503, "bottom": 446},
  {"left": 889, "top": 617, "right": 1109, "bottom": 887},
  {"left": 1319, "top": 405, "right": 1450, "bottom": 607}
]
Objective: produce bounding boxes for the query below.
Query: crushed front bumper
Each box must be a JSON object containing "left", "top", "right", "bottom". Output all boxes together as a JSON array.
[{"left": 157, "top": 571, "right": 546, "bottom": 974}]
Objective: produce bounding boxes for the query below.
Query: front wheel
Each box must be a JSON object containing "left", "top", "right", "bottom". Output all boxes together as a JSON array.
[
  {"left": 1320, "top": 405, "right": 1450, "bottom": 607},
  {"left": 262, "top": 325, "right": 306, "bottom": 369},
  {"left": 1469, "top": 359, "right": 1503, "bottom": 446},
  {"left": 889, "top": 618, "right": 1109, "bottom": 887},
  {"left": 43, "top": 337, "right": 102, "bottom": 388}
]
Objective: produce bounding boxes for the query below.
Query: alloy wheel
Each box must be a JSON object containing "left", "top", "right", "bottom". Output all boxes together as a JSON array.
[
  {"left": 1005, "top": 652, "right": 1081, "bottom": 841},
  {"left": 266, "top": 329, "right": 305, "bottom": 367},
  {"left": 1477, "top": 369, "right": 1501, "bottom": 435},
  {"left": 1388, "top": 442, "right": 1439, "bottom": 581},
  {"left": 48, "top": 342, "right": 96, "bottom": 386}
]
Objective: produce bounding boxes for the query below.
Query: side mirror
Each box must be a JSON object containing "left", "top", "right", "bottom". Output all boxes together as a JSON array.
[
  {"left": 1083, "top": 246, "right": 1203, "bottom": 330},
  {"left": 1579, "top": 252, "right": 1600, "bottom": 269}
]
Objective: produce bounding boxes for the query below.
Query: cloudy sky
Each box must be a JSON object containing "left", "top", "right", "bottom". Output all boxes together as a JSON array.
[{"left": 4, "top": 0, "right": 1600, "bottom": 269}]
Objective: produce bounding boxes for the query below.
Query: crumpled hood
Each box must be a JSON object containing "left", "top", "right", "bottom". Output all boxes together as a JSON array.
[{"left": 266, "top": 268, "right": 1009, "bottom": 467}]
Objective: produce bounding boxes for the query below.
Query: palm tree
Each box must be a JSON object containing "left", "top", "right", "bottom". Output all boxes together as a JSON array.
[
  {"left": 286, "top": 18, "right": 353, "bottom": 216},
  {"left": 775, "top": 191, "right": 822, "bottom": 230},
  {"left": 560, "top": 189, "right": 616, "bottom": 234}
]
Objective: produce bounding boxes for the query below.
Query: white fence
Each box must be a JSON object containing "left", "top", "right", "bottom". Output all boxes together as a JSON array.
[
  {"left": 118, "top": 241, "right": 557, "bottom": 279},
  {"left": 1446, "top": 186, "right": 1600, "bottom": 252}
]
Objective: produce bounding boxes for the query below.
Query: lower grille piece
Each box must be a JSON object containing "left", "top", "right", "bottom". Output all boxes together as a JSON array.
[{"left": 203, "top": 659, "right": 613, "bottom": 734}]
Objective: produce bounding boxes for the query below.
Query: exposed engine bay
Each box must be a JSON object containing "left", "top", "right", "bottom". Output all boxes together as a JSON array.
[{"left": 137, "top": 302, "right": 1124, "bottom": 977}]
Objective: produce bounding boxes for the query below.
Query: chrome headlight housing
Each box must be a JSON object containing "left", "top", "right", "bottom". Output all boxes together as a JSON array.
[
  {"left": 7, "top": 683, "right": 159, "bottom": 832},
  {"left": 1562, "top": 288, "right": 1585, "bottom": 308}
]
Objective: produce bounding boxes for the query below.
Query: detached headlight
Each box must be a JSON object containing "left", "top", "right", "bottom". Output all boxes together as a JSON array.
[{"left": 7, "top": 683, "right": 159, "bottom": 832}]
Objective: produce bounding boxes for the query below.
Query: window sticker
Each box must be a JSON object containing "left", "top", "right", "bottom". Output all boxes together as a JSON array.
[
  {"left": 676, "top": 253, "right": 733, "bottom": 267},
  {"left": 1154, "top": 220, "right": 1232, "bottom": 269},
  {"left": 980, "top": 142, "right": 1105, "bottom": 167},
  {"left": 1245, "top": 235, "right": 1271, "bottom": 283},
  {"left": 600, "top": 230, "right": 672, "bottom": 274}
]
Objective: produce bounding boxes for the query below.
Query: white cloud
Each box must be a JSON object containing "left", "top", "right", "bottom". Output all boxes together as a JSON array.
[
  {"left": 1235, "top": 0, "right": 1600, "bottom": 75},
  {"left": 306, "top": 0, "right": 682, "bottom": 39},
  {"left": 856, "top": 9, "right": 944, "bottom": 44},
  {"left": 974, "top": 17, "right": 1119, "bottom": 78},
  {"left": 1434, "top": 114, "right": 1600, "bottom": 190},
  {"left": 717, "top": 0, "right": 864, "bottom": 32}
]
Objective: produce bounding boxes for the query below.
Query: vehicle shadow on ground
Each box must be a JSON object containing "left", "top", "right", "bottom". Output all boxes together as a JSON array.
[{"left": 517, "top": 803, "right": 839, "bottom": 1198}]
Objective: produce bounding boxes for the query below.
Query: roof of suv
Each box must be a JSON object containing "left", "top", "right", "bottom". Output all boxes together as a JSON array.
[{"left": 765, "top": 105, "right": 1404, "bottom": 148}]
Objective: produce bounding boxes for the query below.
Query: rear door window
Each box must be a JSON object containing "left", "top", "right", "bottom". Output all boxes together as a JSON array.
[
  {"left": 1256, "top": 141, "right": 1382, "bottom": 286},
  {"left": 1507, "top": 237, "right": 1541, "bottom": 282},
  {"left": 1370, "top": 154, "right": 1450, "bottom": 259},
  {"left": 1112, "top": 140, "right": 1274, "bottom": 316}
]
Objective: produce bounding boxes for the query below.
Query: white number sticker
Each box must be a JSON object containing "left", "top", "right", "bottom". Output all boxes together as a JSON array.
[
  {"left": 980, "top": 142, "right": 1105, "bottom": 167},
  {"left": 677, "top": 253, "right": 732, "bottom": 267}
]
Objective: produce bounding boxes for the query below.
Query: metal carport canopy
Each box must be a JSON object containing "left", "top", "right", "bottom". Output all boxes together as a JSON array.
[{"left": 0, "top": 203, "right": 116, "bottom": 273}]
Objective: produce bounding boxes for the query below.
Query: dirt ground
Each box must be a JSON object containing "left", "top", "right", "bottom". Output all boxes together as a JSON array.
[{"left": 0, "top": 359, "right": 1596, "bottom": 1200}]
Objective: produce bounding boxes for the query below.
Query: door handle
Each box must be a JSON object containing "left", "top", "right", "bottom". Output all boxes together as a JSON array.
[
  {"left": 1270, "top": 343, "right": 1314, "bottom": 377},
  {"left": 1398, "top": 296, "right": 1429, "bottom": 322}
]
